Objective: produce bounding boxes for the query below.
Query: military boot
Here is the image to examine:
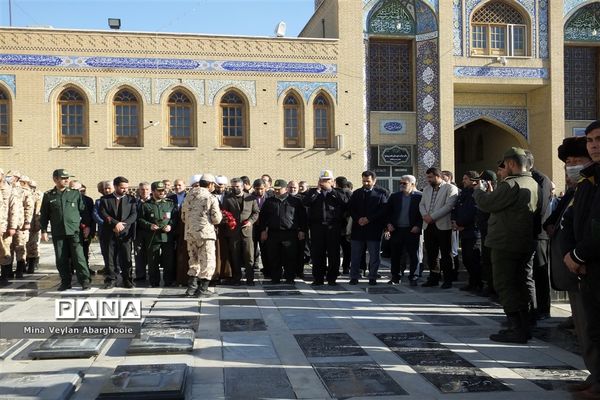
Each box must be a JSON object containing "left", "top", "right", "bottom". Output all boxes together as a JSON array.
[
  {"left": 197, "top": 279, "right": 216, "bottom": 298},
  {"left": 0, "top": 265, "right": 11, "bottom": 282},
  {"left": 185, "top": 276, "right": 198, "bottom": 297},
  {"left": 489, "top": 312, "right": 529, "bottom": 344},
  {"left": 6, "top": 263, "right": 14, "bottom": 279},
  {"left": 26, "top": 257, "right": 38, "bottom": 274},
  {"left": 15, "top": 261, "right": 26, "bottom": 279}
]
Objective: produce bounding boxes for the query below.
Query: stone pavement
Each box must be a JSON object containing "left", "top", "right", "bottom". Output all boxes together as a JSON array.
[{"left": 0, "top": 242, "right": 588, "bottom": 399}]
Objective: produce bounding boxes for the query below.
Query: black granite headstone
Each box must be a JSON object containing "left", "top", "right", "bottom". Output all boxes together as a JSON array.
[
  {"left": 417, "top": 365, "right": 510, "bottom": 393},
  {"left": 97, "top": 364, "right": 188, "bottom": 400},
  {"left": 313, "top": 362, "right": 408, "bottom": 398},
  {"left": 414, "top": 313, "right": 474, "bottom": 326},
  {"left": 224, "top": 367, "right": 296, "bottom": 399},
  {"left": 265, "top": 290, "right": 302, "bottom": 296},
  {"left": 142, "top": 316, "right": 199, "bottom": 331},
  {"left": 511, "top": 365, "right": 590, "bottom": 391},
  {"left": 375, "top": 332, "right": 445, "bottom": 352},
  {"left": 127, "top": 327, "right": 194, "bottom": 354},
  {"left": 220, "top": 319, "right": 267, "bottom": 332},
  {"left": 295, "top": 333, "right": 367, "bottom": 357},
  {"left": 219, "top": 299, "right": 257, "bottom": 306}
]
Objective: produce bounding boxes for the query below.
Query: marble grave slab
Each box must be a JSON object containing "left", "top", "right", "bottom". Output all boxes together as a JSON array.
[
  {"left": 127, "top": 327, "right": 194, "bottom": 354},
  {"left": 29, "top": 337, "right": 107, "bottom": 359},
  {"left": 0, "top": 338, "right": 23, "bottom": 359},
  {"left": 295, "top": 333, "right": 367, "bottom": 358},
  {"left": 220, "top": 318, "right": 267, "bottom": 332},
  {"left": 224, "top": 367, "right": 296, "bottom": 399},
  {"left": 511, "top": 365, "right": 590, "bottom": 391},
  {"left": 0, "top": 371, "right": 83, "bottom": 400}
]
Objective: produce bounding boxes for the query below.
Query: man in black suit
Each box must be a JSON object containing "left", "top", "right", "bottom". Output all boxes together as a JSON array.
[
  {"left": 348, "top": 170, "right": 388, "bottom": 285},
  {"left": 384, "top": 175, "right": 422, "bottom": 286},
  {"left": 221, "top": 178, "right": 259, "bottom": 285},
  {"left": 99, "top": 176, "right": 137, "bottom": 289},
  {"left": 168, "top": 178, "right": 188, "bottom": 285}
]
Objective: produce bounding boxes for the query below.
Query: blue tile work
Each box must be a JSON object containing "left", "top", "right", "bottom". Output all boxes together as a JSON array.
[
  {"left": 367, "top": 0, "right": 416, "bottom": 35},
  {"left": 454, "top": 66, "right": 549, "bottom": 79},
  {"left": 454, "top": 0, "right": 463, "bottom": 56},
  {"left": 416, "top": 39, "right": 441, "bottom": 180},
  {"left": 0, "top": 75, "right": 16, "bottom": 97},
  {"left": 539, "top": 0, "right": 549, "bottom": 58},
  {"left": 454, "top": 107, "right": 529, "bottom": 140},
  {"left": 276, "top": 81, "right": 337, "bottom": 104},
  {"left": 465, "top": 0, "right": 536, "bottom": 57},
  {"left": 416, "top": 0, "right": 438, "bottom": 34},
  {"left": 0, "top": 53, "right": 337, "bottom": 75},
  {"left": 565, "top": 2, "right": 600, "bottom": 42},
  {"left": 564, "top": 0, "right": 588, "bottom": 18}
]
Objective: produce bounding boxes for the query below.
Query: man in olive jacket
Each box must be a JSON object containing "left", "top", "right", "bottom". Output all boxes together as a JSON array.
[
  {"left": 40, "top": 169, "right": 91, "bottom": 291},
  {"left": 474, "top": 147, "right": 539, "bottom": 344},
  {"left": 137, "top": 181, "right": 177, "bottom": 287}
]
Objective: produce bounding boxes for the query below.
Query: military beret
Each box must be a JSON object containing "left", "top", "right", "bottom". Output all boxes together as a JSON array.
[
  {"left": 52, "top": 169, "right": 74, "bottom": 178},
  {"left": 477, "top": 170, "right": 497, "bottom": 182},
  {"left": 557, "top": 137, "right": 589, "bottom": 162},
  {"left": 273, "top": 179, "right": 287, "bottom": 189},
  {"left": 503, "top": 147, "right": 527, "bottom": 159},
  {"left": 151, "top": 181, "right": 166, "bottom": 191}
]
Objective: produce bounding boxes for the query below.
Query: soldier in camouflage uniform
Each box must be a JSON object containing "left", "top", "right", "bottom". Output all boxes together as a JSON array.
[
  {"left": 0, "top": 168, "right": 7, "bottom": 272},
  {"left": 25, "top": 179, "right": 42, "bottom": 273},
  {"left": 181, "top": 173, "right": 222, "bottom": 297},
  {"left": 10, "top": 174, "right": 34, "bottom": 278},
  {"left": 0, "top": 170, "right": 24, "bottom": 281}
]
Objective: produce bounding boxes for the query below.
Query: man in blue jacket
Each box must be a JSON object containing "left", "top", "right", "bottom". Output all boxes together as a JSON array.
[{"left": 348, "top": 171, "right": 388, "bottom": 285}]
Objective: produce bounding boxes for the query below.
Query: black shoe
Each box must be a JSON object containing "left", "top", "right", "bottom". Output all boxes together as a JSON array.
[
  {"left": 81, "top": 282, "right": 91, "bottom": 290},
  {"left": 123, "top": 279, "right": 135, "bottom": 289},
  {"left": 310, "top": 280, "right": 324, "bottom": 286},
  {"left": 536, "top": 312, "right": 551, "bottom": 321},
  {"left": 489, "top": 329, "right": 529, "bottom": 344},
  {"left": 327, "top": 280, "right": 337, "bottom": 286},
  {"left": 349, "top": 278, "right": 358, "bottom": 285},
  {"left": 57, "top": 283, "right": 72, "bottom": 291},
  {"left": 387, "top": 279, "right": 400, "bottom": 285},
  {"left": 369, "top": 279, "right": 377, "bottom": 286},
  {"left": 422, "top": 279, "right": 439, "bottom": 287},
  {"left": 441, "top": 282, "right": 452, "bottom": 289},
  {"left": 103, "top": 281, "right": 116, "bottom": 289}
]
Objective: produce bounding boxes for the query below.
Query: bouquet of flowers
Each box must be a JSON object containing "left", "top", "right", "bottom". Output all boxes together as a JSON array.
[{"left": 221, "top": 209, "right": 237, "bottom": 231}]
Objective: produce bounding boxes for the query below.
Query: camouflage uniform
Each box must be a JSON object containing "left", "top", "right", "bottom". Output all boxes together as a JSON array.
[
  {"left": 26, "top": 187, "right": 43, "bottom": 267},
  {"left": 0, "top": 182, "right": 22, "bottom": 268},
  {"left": 181, "top": 187, "right": 222, "bottom": 279},
  {"left": 10, "top": 184, "right": 34, "bottom": 265}
]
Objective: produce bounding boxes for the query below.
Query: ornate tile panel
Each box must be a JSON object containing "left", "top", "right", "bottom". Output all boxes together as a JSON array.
[
  {"left": 276, "top": 81, "right": 337, "bottom": 104},
  {"left": 564, "top": 0, "right": 589, "bottom": 17},
  {"left": 464, "top": 0, "right": 536, "bottom": 57},
  {"left": 539, "top": 0, "right": 549, "bottom": 58},
  {"left": 416, "top": 39, "right": 440, "bottom": 180},
  {"left": 454, "top": 107, "right": 528, "bottom": 139},
  {"left": 206, "top": 80, "right": 256, "bottom": 106},
  {"left": 44, "top": 76, "right": 96, "bottom": 103},
  {"left": 454, "top": 66, "right": 549, "bottom": 79},
  {"left": 154, "top": 79, "right": 205, "bottom": 105},
  {"left": 0, "top": 53, "right": 336, "bottom": 75},
  {"left": 454, "top": 0, "right": 463, "bottom": 56},
  {"left": 98, "top": 77, "right": 151, "bottom": 104},
  {"left": 565, "top": 2, "right": 600, "bottom": 42},
  {"left": 0, "top": 75, "right": 16, "bottom": 97},
  {"left": 416, "top": 0, "right": 438, "bottom": 34}
]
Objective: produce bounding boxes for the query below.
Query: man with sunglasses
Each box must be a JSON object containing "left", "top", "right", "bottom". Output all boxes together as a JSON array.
[{"left": 39, "top": 169, "right": 91, "bottom": 291}]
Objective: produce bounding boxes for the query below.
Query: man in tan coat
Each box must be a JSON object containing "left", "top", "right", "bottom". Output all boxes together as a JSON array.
[
  {"left": 26, "top": 180, "right": 42, "bottom": 273},
  {"left": 0, "top": 170, "right": 24, "bottom": 281},
  {"left": 181, "top": 173, "right": 222, "bottom": 297},
  {"left": 10, "top": 174, "right": 34, "bottom": 278}
]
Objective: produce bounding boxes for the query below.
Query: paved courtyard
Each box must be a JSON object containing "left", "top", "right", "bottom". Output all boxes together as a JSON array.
[{"left": 0, "top": 242, "right": 587, "bottom": 399}]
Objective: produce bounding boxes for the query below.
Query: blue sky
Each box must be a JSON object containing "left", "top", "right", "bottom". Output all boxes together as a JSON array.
[{"left": 1, "top": 0, "right": 316, "bottom": 37}]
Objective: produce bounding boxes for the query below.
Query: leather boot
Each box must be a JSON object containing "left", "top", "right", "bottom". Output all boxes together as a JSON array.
[
  {"left": 185, "top": 276, "right": 198, "bottom": 297},
  {"left": 489, "top": 312, "right": 529, "bottom": 344},
  {"left": 15, "top": 261, "right": 25, "bottom": 278},
  {"left": 26, "top": 257, "right": 37, "bottom": 274},
  {"left": 197, "top": 279, "right": 216, "bottom": 298},
  {"left": 0, "top": 265, "right": 11, "bottom": 282}
]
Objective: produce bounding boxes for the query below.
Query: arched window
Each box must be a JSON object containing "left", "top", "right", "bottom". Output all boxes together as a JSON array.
[
  {"left": 471, "top": 1, "right": 529, "bottom": 57},
  {"left": 58, "top": 88, "right": 87, "bottom": 146},
  {"left": 220, "top": 91, "right": 247, "bottom": 148},
  {"left": 313, "top": 93, "right": 333, "bottom": 148},
  {"left": 113, "top": 89, "right": 141, "bottom": 147},
  {"left": 168, "top": 90, "right": 194, "bottom": 147},
  {"left": 0, "top": 88, "right": 10, "bottom": 146},
  {"left": 283, "top": 93, "right": 303, "bottom": 148}
]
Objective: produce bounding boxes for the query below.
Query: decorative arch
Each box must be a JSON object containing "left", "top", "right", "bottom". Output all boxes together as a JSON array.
[
  {"left": 564, "top": 0, "right": 600, "bottom": 20},
  {"left": 276, "top": 81, "right": 337, "bottom": 105},
  {"left": 219, "top": 89, "right": 249, "bottom": 148},
  {"left": 312, "top": 90, "right": 335, "bottom": 148},
  {"left": 155, "top": 78, "right": 204, "bottom": 105},
  {"left": 166, "top": 86, "right": 196, "bottom": 147},
  {"left": 367, "top": 0, "right": 416, "bottom": 35},
  {"left": 282, "top": 90, "right": 304, "bottom": 148},
  {"left": 565, "top": 1, "right": 600, "bottom": 41},
  {"left": 99, "top": 77, "right": 151, "bottom": 104},
  {"left": 207, "top": 80, "right": 256, "bottom": 106},
  {"left": 454, "top": 108, "right": 529, "bottom": 145},
  {"left": 364, "top": 0, "right": 438, "bottom": 36}
]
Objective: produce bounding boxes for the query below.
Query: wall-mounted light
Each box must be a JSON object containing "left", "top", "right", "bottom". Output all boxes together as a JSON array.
[{"left": 108, "top": 18, "right": 121, "bottom": 30}]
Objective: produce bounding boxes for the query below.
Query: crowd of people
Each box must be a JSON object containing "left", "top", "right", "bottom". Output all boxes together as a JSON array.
[{"left": 0, "top": 120, "right": 599, "bottom": 397}]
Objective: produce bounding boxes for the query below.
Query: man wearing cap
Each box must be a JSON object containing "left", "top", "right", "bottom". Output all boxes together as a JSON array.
[
  {"left": 259, "top": 179, "right": 307, "bottom": 284},
  {"left": 474, "top": 147, "right": 539, "bottom": 343},
  {"left": 451, "top": 171, "right": 482, "bottom": 292},
  {"left": 39, "top": 169, "right": 91, "bottom": 290},
  {"left": 562, "top": 121, "right": 600, "bottom": 399},
  {"left": 138, "top": 181, "right": 177, "bottom": 287},
  {"left": 25, "top": 179, "right": 42, "bottom": 273},
  {"left": 98, "top": 176, "right": 138, "bottom": 289},
  {"left": 181, "top": 173, "right": 222, "bottom": 297},
  {"left": 303, "top": 170, "right": 348, "bottom": 285},
  {"left": 221, "top": 177, "right": 259, "bottom": 285},
  {"left": 10, "top": 175, "right": 34, "bottom": 278}
]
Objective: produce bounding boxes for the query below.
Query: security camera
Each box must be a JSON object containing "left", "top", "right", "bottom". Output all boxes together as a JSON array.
[{"left": 275, "top": 21, "right": 286, "bottom": 37}]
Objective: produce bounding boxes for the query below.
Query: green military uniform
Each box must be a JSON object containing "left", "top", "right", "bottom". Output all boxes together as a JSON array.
[
  {"left": 474, "top": 147, "right": 539, "bottom": 343},
  {"left": 137, "top": 182, "right": 176, "bottom": 287},
  {"left": 39, "top": 169, "right": 91, "bottom": 289}
]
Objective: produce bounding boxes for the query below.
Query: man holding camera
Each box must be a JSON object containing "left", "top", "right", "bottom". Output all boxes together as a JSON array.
[{"left": 474, "top": 147, "right": 539, "bottom": 344}]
